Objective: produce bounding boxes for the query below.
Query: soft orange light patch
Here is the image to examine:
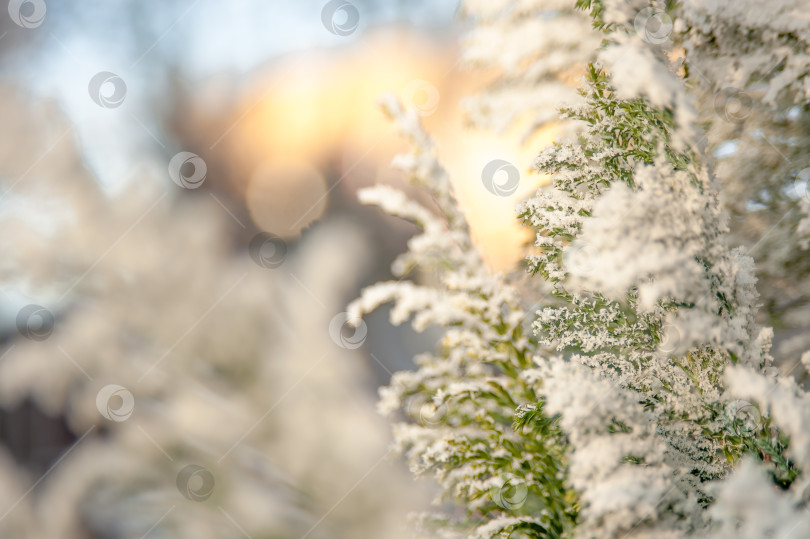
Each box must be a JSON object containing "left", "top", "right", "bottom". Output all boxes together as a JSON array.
[
  {"left": 437, "top": 120, "right": 558, "bottom": 272},
  {"left": 246, "top": 160, "right": 328, "bottom": 238},
  {"left": 232, "top": 29, "right": 462, "bottom": 180},
  {"left": 214, "top": 27, "right": 572, "bottom": 267}
]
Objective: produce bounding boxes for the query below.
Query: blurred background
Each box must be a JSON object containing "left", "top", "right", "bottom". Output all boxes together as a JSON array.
[
  {"left": 0, "top": 0, "right": 548, "bottom": 537},
  {"left": 4, "top": 1, "right": 810, "bottom": 537}
]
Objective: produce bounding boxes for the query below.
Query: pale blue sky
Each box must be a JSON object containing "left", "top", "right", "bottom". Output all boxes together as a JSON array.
[{"left": 5, "top": 0, "right": 459, "bottom": 191}]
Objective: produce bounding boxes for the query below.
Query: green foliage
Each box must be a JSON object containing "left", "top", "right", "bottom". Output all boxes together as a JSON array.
[
  {"left": 394, "top": 312, "right": 579, "bottom": 537},
  {"left": 520, "top": 63, "right": 798, "bottom": 497},
  {"left": 367, "top": 3, "right": 810, "bottom": 534}
]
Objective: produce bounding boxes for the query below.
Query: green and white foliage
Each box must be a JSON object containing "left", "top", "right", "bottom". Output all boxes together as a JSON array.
[
  {"left": 349, "top": 95, "right": 576, "bottom": 538},
  {"left": 677, "top": 0, "right": 810, "bottom": 106},
  {"left": 682, "top": 0, "right": 810, "bottom": 363},
  {"left": 459, "top": 0, "right": 600, "bottom": 139},
  {"left": 519, "top": 61, "right": 785, "bottom": 535},
  {"left": 354, "top": 1, "right": 810, "bottom": 538}
]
